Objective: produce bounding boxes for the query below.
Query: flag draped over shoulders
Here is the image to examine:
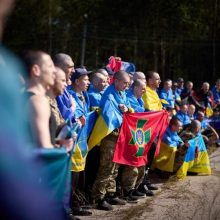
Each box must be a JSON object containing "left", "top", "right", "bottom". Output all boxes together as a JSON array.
[
  {"left": 176, "top": 134, "right": 211, "bottom": 179},
  {"left": 88, "top": 84, "right": 129, "bottom": 150},
  {"left": 71, "top": 111, "right": 97, "bottom": 172},
  {"left": 126, "top": 88, "right": 145, "bottom": 113},
  {"left": 153, "top": 127, "right": 183, "bottom": 172},
  {"left": 113, "top": 111, "right": 169, "bottom": 167},
  {"left": 142, "top": 86, "right": 163, "bottom": 111}
]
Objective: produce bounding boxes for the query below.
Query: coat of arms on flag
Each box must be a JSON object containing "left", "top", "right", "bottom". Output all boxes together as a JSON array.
[{"left": 113, "top": 111, "right": 169, "bottom": 167}]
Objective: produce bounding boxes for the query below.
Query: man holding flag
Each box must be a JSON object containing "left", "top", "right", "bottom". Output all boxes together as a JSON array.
[
  {"left": 90, "top": 70, "right": 132, "bottom": 211},
  {"left": 119, "top": 79, "right": 148, "bottom": 200},
  {"left": 139, "top": 71, "right": 164, "bottom": 195}
]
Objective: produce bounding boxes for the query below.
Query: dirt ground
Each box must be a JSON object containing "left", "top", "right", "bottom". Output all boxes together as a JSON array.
[{"left": 80, "top": 147, "right": 220, "bottom": 220}]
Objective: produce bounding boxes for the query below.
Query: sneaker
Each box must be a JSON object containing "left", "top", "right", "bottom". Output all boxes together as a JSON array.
[
  {"left": 132, "top": 189, "right": 146, "bottom": 198},
  {"left": 108, "top": 196, "right": 127, "bottom": 205},
  {"left": 97, "top": 199, "right": 113, "bottom": 211}
]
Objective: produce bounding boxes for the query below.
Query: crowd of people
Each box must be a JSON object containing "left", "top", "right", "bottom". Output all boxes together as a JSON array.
[
  {"left": 17, "top": 51, "right": 220, "bottom": 219},
  {"left": 1, "top": 1, "right": 220, "bottom": 220}
]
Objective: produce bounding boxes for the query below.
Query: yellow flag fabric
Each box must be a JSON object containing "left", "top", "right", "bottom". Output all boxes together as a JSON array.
[
  {"left": 154, "top": 142, "right": 177, "bottom": 172},
  {"left": 88, "top": 115, "right": 111, "bottom": 150},
  {"left": 160, "top": 99, "right": 169, "bottom": 105},
  {"left": 176, "top": 135, "right": 211, "bottom": 179},
  {"left": 206, "top": 106, "right": 213, "bottom": 117},
  {"left": 71, "top": 111, "right": 97, "bottom": 172},
  {"left": 71, "top": 145, "right": 86, "bottom": 172},
  {"left": 142, "top": 86, "right": 163, "bottom": 111}
]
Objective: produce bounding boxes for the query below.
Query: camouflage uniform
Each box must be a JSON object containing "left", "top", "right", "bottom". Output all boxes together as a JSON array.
[
  {"left": 121, "top": 165, "right": 145, "bottom": 192},
  {"left": 174, "top": 130, "right": 195, "bottom": 171},
  {"left": 92, "top": 132, "right": 119, "bottom": 201}
]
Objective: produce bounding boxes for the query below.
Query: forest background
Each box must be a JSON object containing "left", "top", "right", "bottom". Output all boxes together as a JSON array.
[{"left": 4, "top": 0, "right": 220, "bottom": 87}]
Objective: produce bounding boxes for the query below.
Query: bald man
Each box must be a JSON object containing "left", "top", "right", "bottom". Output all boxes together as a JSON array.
[
  {"left": 88, "top": 72, "right": 108, "bottom": 108},
  {"left": 92, "top": 70, "right": 132, "bottom": 211},
  {"left": 142, "top": 71, "right": 163, "bottom": 111},
  {"left": 133, "top": 71, "right": 146, "bottom": 84}
]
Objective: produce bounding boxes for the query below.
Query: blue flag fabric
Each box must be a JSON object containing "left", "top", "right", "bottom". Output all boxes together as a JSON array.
[
  {"left": 88, "top": 84, "right": 130, "bottom": 150},
  {"left": 176, "top": 135, "right": 211, "bottom": 179},
  {"left": 33, "top": 147, "right": 71, "bottom": 213},
  {"left": 121, "top": 61, "right": 136, "bottom": 73},
  {"left": 71, "top": 111, "right": 98, "bottom": 171}
]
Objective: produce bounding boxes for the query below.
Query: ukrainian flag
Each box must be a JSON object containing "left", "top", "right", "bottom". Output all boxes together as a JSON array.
[
  {"left": 153, "top": 142, "right": 177, "bottom": 172},
  {"left": 88, "top": 97, "right": 123, "bottom": 150},
  {"left": 176, "top": 135, "right": 211, "bottom": 179},
  {"left": 71, "top": 111, "right": 97, "bottom": 172}
]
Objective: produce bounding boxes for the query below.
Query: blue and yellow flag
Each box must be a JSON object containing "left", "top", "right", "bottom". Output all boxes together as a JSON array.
[
  {"left": 176, "top": 135, "right": 211, "bottom": 179},
  {"left": 88, "top": 97, "right": 123, "bottom": 150},
  {"left": 71, "top": 111, "right": 97, "bottom": 172},
  {"left": 154, "top": 142, "right": 177, "bottom": 172}
]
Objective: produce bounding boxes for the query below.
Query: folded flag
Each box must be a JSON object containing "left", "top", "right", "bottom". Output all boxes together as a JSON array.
[
  {"left": 113, "top": 111, "right": 169, "bottom": 167},
  {"left": 176, "top": 135, "right": 211, "bottom": 179}
]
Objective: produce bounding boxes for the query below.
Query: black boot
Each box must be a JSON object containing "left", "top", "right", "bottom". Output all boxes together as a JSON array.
[
  {"left": 106, "top": 194, "right": 127, "bottom": 205},
  {"left": 144, "top": 168, "right": 158, "bottom": 191},
  {"left": 132, "top": 189, "right": 146, "bottom": 198},
  {"left": 96, "top": 199, "right": 113, "bottom": 211},
  {"left": 138, "top": 183, "right": 154, "bottom": 197},
  {"left": 123, "top": 190, "right": 139, "bottom": 203}
]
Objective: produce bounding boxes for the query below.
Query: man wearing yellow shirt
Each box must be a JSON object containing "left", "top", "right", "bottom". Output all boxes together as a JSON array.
[{"left": 142, "top": 71, "right": 163, "bottom": 111}]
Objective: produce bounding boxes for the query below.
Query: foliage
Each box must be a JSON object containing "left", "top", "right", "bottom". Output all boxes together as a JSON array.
[{"left": 3, "top": 0, "right": 220, "bottom": 86}]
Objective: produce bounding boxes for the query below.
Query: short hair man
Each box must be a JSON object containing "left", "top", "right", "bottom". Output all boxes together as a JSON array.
[
  {"left": 97, "top": 68, "right": 110, "bottom": 85},
  {"left": 88, "top": 72, "right": 108, "bottom": 108},
  {"left": 159, "top": 79, "right": 175, "bottom": 109},
  {"left": 126, "top": 79, "right": 146, "bottom": 112},
  {"left": 142, "top": 71, "right": 162, "bottom": 111},
  {"left": 53, "top": 53, "right": 74, "bottom": 85},
  {"left": 47, "top": 67, "right": 74, "bottom": 151},
  {"left": 139, "top": 71, "right": 162, "bottom": 196},
  {"left": 53, "top": 53, "right": 76, "bottom": 124},
  {"left": 197, "top": 111, "right": 219, "bottom": 144},
  {"left": 154, "top": 117, "right": 186, "bottom": 174},
  {"left": 92, "top": 70, "right": 131, "bottom": 210},
  {"left": 23, "top": 50, "right": 56, "bottom": 148},
  {"left": 68, "top": 67, "right": 91, "bottom": 125},
  {"left": 133, "top": 71, "right": 146, "bottom": 84}
]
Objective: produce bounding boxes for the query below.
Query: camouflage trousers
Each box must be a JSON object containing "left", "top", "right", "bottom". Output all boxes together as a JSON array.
[
  {"left": 120, "top": 165, "right": 145, "bottom": 192},
  {"left": 92, "top": 133, "right": 119, "bottom": 201}
]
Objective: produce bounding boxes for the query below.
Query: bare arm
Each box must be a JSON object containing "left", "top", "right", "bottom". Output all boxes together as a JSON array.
[
  {"left": 207, "top": 124, "right": 219, "bottom": 140},
  {"left": 29, "top": 96, "right": 53, "bottom": 148}
]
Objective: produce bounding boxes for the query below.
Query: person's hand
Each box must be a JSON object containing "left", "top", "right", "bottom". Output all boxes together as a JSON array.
[
  {"left": 59, "top": 138, "right": 74, "bottom": 153},
  {"left": 184, "top": 141, "right": 190, "bottom": 148},
  {"left": 70, "top": 96, "right": 76, "bottom": 112},
  {"left": 76, "top": 118, "right": 82, "bottom": 128},
  {"left": 119, "top": 104, "right": 128, "bottom": 113},
  {"left": 78, "top": 116, "right": 86, "bottom": 126}
]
